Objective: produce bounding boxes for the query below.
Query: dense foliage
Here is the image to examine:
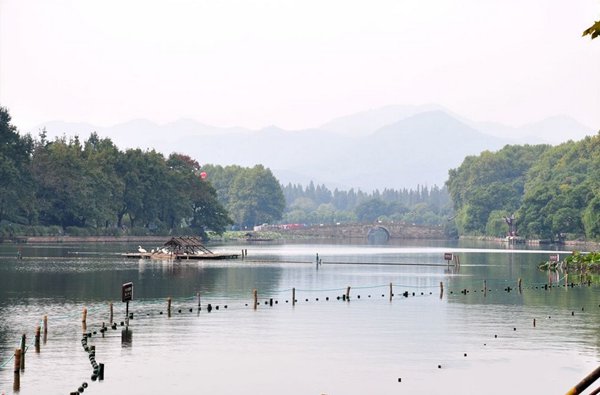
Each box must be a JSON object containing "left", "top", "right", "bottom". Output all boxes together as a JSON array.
[
  {"left": 194, "top": 164, "right": 286, "bottom": 230},
  {"left": 280, "top": 182, "right": 453, "bottom": 228},
  {"left": 447, "top": 134, "right": 600, "bottom": 241},
  {"left": 0, "top": 107, "right": 234, "bottom": 237}
]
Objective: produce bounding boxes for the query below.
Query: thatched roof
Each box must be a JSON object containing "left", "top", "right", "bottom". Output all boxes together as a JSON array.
[{"left": 164, "top": 236, "right": 212, "bottom": 255}]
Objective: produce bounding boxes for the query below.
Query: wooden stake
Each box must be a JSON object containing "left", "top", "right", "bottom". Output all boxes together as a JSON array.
[
  {"left": 197, "top": 292, "right": 201, "bottom": 310},
  {"left": 43, "top": 315, "right": 48, "bottom": 344},
  {"left": 440, "top": 281, "right": 444, "bottom": 299},
  {"left": 14, "top": 349, "right": 21, "bottom": 374},
  {"left": 292, "top": 288, "right": 296, "bottom": 306},
  {"left": 110, "top": 302, "right": 114, "bottom": 323},
  {"left": 20, "top": 334, "right": 25, "bottom": 371},
  {"left": 389, "top": 282, "right": 393, "bottom": 301},
  {"left": 82, "top": 307, "right": 87, "bottom": 323},
  {"left": 518, "top": 278, "right": 522, "bottom": 293},
  {"left": 484, "top": 280, "right": 487, "bottom": 297},
  {"left": 253, "top": 289, "right": 258, "bottom": 310},
  {"left": 35, "top": 326, "right": 41, "bottom": 353},
  {"left": 346, "top": 286, "right": 351, "bottom": 301},
  {"left": 167, "top": 297, "right": 172, "bottom": 317}
]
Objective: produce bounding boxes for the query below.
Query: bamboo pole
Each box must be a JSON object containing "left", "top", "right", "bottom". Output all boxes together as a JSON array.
[
  {"left": 35, "top": 326, "right": 41, "bottom": 353},
  {"left": 565, "top": 365, "right": 600, "bottom": 395},
  {"left": 20, "top": 334, "right": 25, "bottom": 371},
  {"left": 14, "top": 349, "right": 21, "bottom": 373}
]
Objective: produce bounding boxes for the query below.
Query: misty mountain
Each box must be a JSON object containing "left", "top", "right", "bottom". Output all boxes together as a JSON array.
[
  {"left": 30, "top": 107, "right": 596, "bottom": 191},
  {"left": 469, "top": 115, "right": 595, "bottom": 145},
  {"left": 320, "top": 104, "right": 446, "bottom": 137}
]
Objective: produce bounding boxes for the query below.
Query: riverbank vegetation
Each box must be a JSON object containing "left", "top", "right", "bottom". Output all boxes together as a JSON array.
[
  {"left": 539, "top": 251, "right": 600, "bottom": 274},
  {"left": 447, "top": 133, "right": 600, "bottom": 242},
  {"left": 1, "top": 106, "right": 455, "bottom": 240}
]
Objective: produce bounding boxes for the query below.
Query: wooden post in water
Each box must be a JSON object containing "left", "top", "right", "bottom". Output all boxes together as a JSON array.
[
  {"left": 110, "top": 302, "right": 114, "bottom": 323},
  {"left": 197, "top": 292, "right": 201, "bottom": 311},
  {"left": 439, "top": 282, "right": 444, "bottom": 299},
  {"left": 14, "top": 349, "right": 21, "bottom": 374},
  {"left": 167, "top": 297, "right": 172, "bottom": 317},
  {"left": 14, "top": 349, "right": 21, "bottom": 391},
  {"left": 43, "top": 315, "right": 48, "bottom": 343},
  {"left": 253, "top": 289, "right": 258, "bottom": 310},
  {"left": 82, "top": 307, "right": 87, "bottom": 332},
  {"left": 389, "top": 282, "right": 393, "bottom": 301},
  {"left": 35, "top": 326, "right": 40, "bottom": 353},
  {"left": 533, "top": 318, "right": 536, "bottom": 328},
  {"left": 292, "top": 288, "right": 296, "bottom": 306},
  {"left": 20, "top": 334, "right": 25, "bottom": 371},
  {"left": 484, "top": 280, "right": 487, "bottom": 297},
  {"left": 346, "top": 286, "right": 351, "bottom": 301},
  {"left": 518, "top": 278, "right": 522, "bottom": 294}
]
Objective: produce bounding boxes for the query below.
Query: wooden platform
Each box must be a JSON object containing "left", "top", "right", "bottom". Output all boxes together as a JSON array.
[{"left": 122, "top": 252, "right": 239, "bottom": 260}]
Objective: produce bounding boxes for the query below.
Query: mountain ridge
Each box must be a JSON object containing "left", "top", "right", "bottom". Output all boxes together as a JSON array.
[{"left": 27, "top": 106, "right": 597, "bottom": 191}]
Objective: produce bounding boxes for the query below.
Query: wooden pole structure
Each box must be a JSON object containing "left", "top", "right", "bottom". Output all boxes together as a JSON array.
[
  {"left": 484, "top": 280, "right": 487, "bottom": 297},
  {"left": 518, "top": 278, "right": 522, "bottom": 294},
  {"left": 565, "top": 365, "right": 600, "bottom": 395},
  {"left": 20, "top": 334, "right": 25, "bottom": 371},
  {"left": 82, "top": 307, "right": 87, "bottom": 332},
  {"left": 292, "top": 288, "right": 296, "bottom": 306},
  {"left": 43, "top": 315, "right": 48, "bottom": 343},
  {"left": 14, "top": 349, "right": 21, "bottom": 374},
  {"left": 346, "top": 286, "right": 351, "bottom": 301},
  {"left": 110, "top": 302, "right": 114, "bottom": 324},
  {"left": 253, "top": 289, "right": 258, "bottom": 310},
  {"left": 14, "top": 349, "right": 21, "bottom": 391},
  {"left": 35, "top": 326, "right": 41, "bottom": 353},
  {"left": 197, "top": 292, "right": 201, "bottom": 310},
  {"left": 167, "top": 297, "right": 172, "bottom": 317},
  {"left": 389, "top": 282, "right": 393, "bottom": 301},
  {"left": 439, "top": 281, "right": 444, "bottom": 299}
]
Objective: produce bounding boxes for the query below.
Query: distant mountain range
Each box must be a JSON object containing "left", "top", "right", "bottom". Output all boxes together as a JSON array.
[{"left": 30, "top": 105, "right": 597, "bottom": 191}]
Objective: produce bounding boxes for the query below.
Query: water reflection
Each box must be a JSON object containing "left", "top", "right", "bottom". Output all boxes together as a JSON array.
[{"left": 0, "top": 241, "right": 598, "bottom": 395}]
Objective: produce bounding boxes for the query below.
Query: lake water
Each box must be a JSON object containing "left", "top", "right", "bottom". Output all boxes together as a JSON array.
[{"left": 0, "top": 240, "right": 598, "bottom": 394}]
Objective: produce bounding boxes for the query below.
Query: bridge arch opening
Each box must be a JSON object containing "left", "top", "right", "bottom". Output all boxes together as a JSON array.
[{"left": 367, "top": 226, "right": 390, "bottom": 244}]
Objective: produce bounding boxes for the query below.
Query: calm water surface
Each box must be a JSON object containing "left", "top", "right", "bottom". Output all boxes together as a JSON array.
[{"left": 0, "top": 240, "right": 598, "bottom": 394}]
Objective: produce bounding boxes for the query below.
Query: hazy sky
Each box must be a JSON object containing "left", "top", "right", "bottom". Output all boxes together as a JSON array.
[{"left": 1, "top": 0, "right": 599, "bottom": 132}]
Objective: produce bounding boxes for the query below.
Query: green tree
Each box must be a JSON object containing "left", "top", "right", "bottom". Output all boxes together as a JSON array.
[
  {"left": 0, "top": 107, "right": 34, "bottom": 224},
  {"left": 226, "top": 165, "right": 285, "bottom": 229}
]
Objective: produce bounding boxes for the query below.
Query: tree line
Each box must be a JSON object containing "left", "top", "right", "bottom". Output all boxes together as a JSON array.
[
  {"left": 446, "top": 134, "right": 600, "bottom": 241},
  {"left": 281, "top": 182, "right": 453, "bottom": 228},
  {"left": 0, "top": 107, "right": 286, "bottom": 238}
]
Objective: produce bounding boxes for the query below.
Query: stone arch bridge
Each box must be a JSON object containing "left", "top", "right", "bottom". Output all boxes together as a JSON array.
[{"left": 276, "top": 222, "right": 446, "bottom": 241}]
